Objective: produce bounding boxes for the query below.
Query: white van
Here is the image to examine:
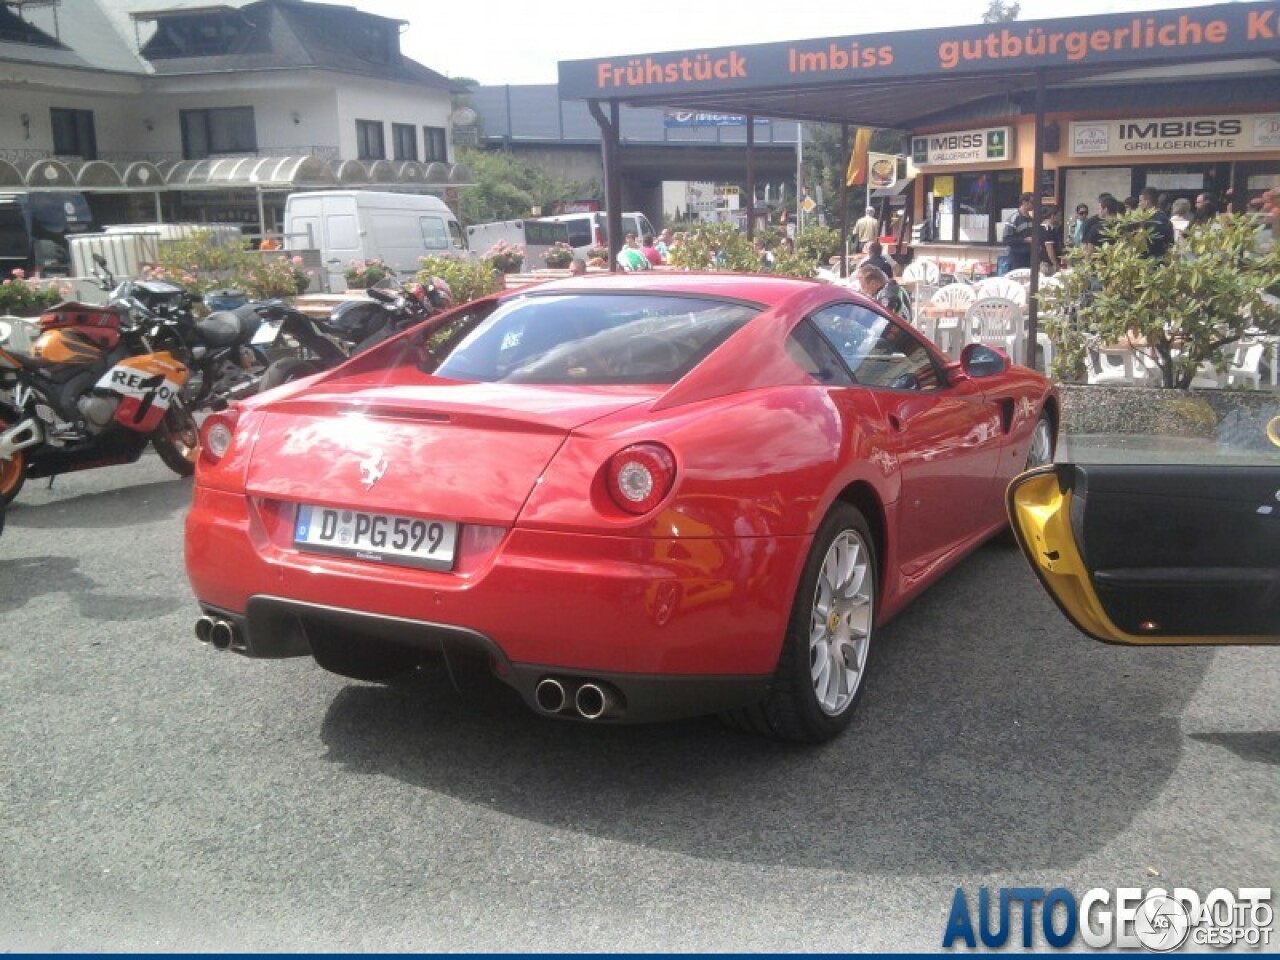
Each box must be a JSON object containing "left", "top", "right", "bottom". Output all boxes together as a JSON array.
[
  {"left": 283, "top": 191, "right": 467, "bottom": 292},
  {"left": 466, "top": 218, "right": 572, "bottom": 271},
  {"left": 538, "top": 211, "right": 657, "bottom": 260}
]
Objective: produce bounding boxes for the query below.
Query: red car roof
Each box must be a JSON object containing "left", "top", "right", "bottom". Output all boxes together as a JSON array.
[{"left": 502, "top": 271, "right": 826, "bottom": 308}]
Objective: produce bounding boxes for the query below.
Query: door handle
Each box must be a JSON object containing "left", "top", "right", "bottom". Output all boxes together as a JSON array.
[{"left": 887, "top": 413, "right": 905, "bottom": 432}]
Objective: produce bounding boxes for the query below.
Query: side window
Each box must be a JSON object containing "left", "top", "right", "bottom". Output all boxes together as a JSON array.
[
  {"left": 564, "top": 219, "right": 592, "bottom": 247},
  {"left": 448, "top": 221, "right": 467, "bottom": 251},
  {"left": 810, "top": 302, "right": 940, "bottom": 392},
  {"left": 786, "top": 321, "right": 853, "bottom": 385},
  {"left": 420, "top": 215, "right": 448, "bottom": 250}
]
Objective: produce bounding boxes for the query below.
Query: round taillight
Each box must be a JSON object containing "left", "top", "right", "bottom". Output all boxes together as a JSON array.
[
  {"left": 606, "top": 443, "right": 676, "bottom": 515},
  {"left": 200, "top": 410, "right": 240, "bottom": 465}
]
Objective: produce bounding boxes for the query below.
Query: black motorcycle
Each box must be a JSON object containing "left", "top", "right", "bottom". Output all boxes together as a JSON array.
[
  {"left": 88, "top": 256, "right": 269, "bottom": 411},
  {"left": 256, "top": 277, "right": 450, "bottom": 393}
]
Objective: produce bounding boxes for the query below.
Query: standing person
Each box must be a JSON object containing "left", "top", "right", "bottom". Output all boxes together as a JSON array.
[
  {"left": 1082, "top": 196, "right": 1125, "bottom": 256},
  {"left": 853, "top": 206, "right": 879, "bottom": 253},
  {"left": 1137, "top": 186, "right": 1174, "bottom": 257},
  {"left": 654, "top": 228, "right": 674, "bottom": 262},
  {"left": 1069, "top": 203, "right": 1090, "bottom": 248},
  {"left": 1040, "top": 207, "right": 1064, "bottom": 273},
  {"left": 616, "top": 233, "right": 650, "bottom": 271},
  {"left": 1000, "top": 192, "right": 1035, "bottom": 275},
  {"left": 752, "top": 236, "right": 775, "bottom": 271},
  {"left": 860, "top": 240, "right": 896, "bottom": 279},
  {"left": 1169, "top": 198, "right": 1192, "bottom": 241},
  {"left": 640, "top": 233, "right": 663, "bottom": 267}
]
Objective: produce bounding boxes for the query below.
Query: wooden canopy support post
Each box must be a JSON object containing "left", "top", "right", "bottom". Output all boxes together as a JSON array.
[{"left": 1026, "top": 69, "right": 1046, "bottom": 370}]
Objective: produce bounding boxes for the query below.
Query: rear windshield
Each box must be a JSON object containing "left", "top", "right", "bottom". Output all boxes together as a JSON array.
[{"left": 431, "top": 293, "right": 758, "bottom": 385}]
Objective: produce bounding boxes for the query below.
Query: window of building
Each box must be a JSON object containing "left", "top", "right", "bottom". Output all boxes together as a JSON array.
[
  {"left": 180, "top": 107, "right": 257, "bottom": 159},
  {"left": 392, "top": 124, "right": 418, "bottom": 162},
  {"left": 925, "top": 170, "right": 1023, "bottom": 245},
  {"left": 0, "top": 6, "right": 63, "bottom": 47},
  {"left": 50, "top": 108, "right": 97, "bottom": 160},
  {"left": 142, "top": 11, "right": 259, "bottom": 58},
  {"left": 423, "top": 126, "right": 447, "bottom": 163},
  {"left": 357, "top": 120, "right": 386, "bottom": 161},
  {"left": 352, "top": 23, "right": 394, "bottom": 63}
]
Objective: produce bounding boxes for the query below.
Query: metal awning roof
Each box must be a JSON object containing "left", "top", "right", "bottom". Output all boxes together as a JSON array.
[{"left": 1, "top": 156, "right": 474, "bottom": 191}]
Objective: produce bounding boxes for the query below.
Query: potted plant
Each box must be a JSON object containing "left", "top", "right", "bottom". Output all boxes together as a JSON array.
[
  {"left": 344, "top": 258, "right": 392, "bottom": 290},
  {"left": 0, "top": 269, "right": 68, "bottom": 317},
  {"left": 543, "top": 242, "right": 574, "bottom": 269},
  {"left": 483, "top": 240, "right": 524, "bottom": 274}
]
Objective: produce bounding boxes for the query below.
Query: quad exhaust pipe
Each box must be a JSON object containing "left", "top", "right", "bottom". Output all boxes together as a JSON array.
[
  {"left": 195, "top": 616, "right": 242, "bottom": 652},
  {"left": 534, "top": 676, "right": 623, "bottom": 720}
]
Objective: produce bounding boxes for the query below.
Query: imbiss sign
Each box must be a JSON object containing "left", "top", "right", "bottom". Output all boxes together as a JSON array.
[
  {"left": 1070, "top": 113, "right": 1280, "bottom": 157},
  {"left": 911, "top": 126, "right": 1013, "bottom": 166}
]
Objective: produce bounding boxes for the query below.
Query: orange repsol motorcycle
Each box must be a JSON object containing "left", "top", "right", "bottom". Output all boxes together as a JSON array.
[{"left": 0, "top": 296, "right": 199, "bottom": 504}]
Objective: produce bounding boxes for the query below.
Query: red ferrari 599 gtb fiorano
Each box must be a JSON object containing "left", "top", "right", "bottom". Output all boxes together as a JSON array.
[{"left": 186, "top": 272, "right": 1056, "bottom": 742}]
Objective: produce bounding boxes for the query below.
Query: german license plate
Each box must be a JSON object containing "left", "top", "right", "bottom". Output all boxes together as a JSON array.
[
  {"left": 251, "top": 320, "right": 283, "bottom": 346},
  {"left": 294, "top": 505, "right": 457, "bottom": 570}
]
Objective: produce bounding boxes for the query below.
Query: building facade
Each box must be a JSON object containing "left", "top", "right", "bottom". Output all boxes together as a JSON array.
[{"left": 0, "top": 0, "right": 463, "bottom": 233}]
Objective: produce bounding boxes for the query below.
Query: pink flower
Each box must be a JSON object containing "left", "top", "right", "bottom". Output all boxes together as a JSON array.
[
  {"left": 291, "top": 255, "right": 303, "bottom": 265},
  {"left": 12, "top": 268, "right": 24, "bottom": 279}
]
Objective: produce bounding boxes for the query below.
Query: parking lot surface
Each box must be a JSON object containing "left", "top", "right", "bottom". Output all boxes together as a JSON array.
[{"left": 0, "top": 455, "right": 1275, "bottom": 951}]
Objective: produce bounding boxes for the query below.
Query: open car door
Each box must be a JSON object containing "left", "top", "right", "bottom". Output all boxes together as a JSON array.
[{"left": 1007, "top": 463, "right": 1280, "bottom": 645}]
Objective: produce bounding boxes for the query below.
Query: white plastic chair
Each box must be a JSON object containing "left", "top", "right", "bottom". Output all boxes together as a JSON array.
[
  {"left": 975, "top": 276, "right": 1027, "bottom": 305},
  {"left": 1003, "top": 268, "right": 1032, "bottom": 283},
  {"left": 903, "top": 259, "right": 940, "bottom": 285},
  {"left": 928, "top": 284, "right": 976, "bottom": 356},
  {"left": 1226, "top": 340, "right": 1266, "bottom": 390},
  {"left": 966, "top": 297, "right": 1022, "bottom": 355},
  {"left": 0, "top": 314, "right": 33, "bottom": 353},
  {"left": 929, "top": 284, "right": 976, "bottom": 311}
]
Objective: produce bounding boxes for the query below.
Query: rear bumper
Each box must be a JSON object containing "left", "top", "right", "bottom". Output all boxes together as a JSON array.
[
  {"left": 197, "top": 595, "right": 772, "bottom": 723},
  {"left": 186, "top": 486, "right": 810, "bottom": 678}
]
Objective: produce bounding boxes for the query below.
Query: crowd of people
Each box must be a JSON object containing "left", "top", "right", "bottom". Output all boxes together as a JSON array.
[{"left": 614, "top": 228, "right": 678, "bottom": 271}]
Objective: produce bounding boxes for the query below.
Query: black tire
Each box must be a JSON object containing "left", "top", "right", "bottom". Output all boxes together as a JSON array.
[
  {"left": 306, "top": 623, "right": 420, "bottom": 684},
  {"left": 152, "top": 403, "right": 200, "bottom": 477},
  {"left": 258, "top": 357, "right": 320, "bottom": 394},
  {"left": 0, "top": 411, "right": 26, "bottom": 506},
  {"left": 725, "top": 503, "right": 878, "bottom": 743}
]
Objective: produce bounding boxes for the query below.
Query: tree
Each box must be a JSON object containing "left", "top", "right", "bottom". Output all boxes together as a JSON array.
[
  {"left": 1039, "top": 212, "right": 1280, "bottom": 388},
  {"left": 803, "top": 124, "right": 903, "bottom": 227},
  {"left": 456, "top": 148, "right": 601, "bottom": 225},
  {"left": 982, "top": 0, "right": 1020, "bottom": 23}
]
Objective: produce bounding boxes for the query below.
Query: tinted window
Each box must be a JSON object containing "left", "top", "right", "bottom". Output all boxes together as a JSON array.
[
  {"left": 562, "top": 218, "right": 593, "bottom": 248},
  {"left": 810, "top": 302, "right": 940, "bottom": 392},
  {"left": 0, "top": 205, "right": 28, "bottom": 258},
  {"left": 432, "top": 294, "right": 757, "bottom": 385}
]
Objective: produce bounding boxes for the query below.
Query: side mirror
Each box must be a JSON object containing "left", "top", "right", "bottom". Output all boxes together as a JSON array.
[{"left": 959, "top": 342, "right": 1010, "bottom": 379}]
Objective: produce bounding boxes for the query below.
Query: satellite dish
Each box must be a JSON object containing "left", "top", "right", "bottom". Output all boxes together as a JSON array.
[{"left": 451, "top": 107, "right": 476, "bottom": 126}]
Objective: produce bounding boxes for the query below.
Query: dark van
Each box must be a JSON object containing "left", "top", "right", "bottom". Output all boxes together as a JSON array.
[{"left": 0, "top": 191, "right": 96, "bottom": 277}]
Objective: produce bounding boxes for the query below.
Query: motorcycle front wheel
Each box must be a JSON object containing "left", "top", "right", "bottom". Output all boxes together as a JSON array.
[
  {"left": 0, "top": 412, "right": 27, "bottom": 505},
  {"left": 152, "top": 403, "right": 200, "bottom": 477}
]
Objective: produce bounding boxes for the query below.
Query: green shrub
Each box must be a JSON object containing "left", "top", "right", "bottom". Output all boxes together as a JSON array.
[
  {"left": 1039, "top": 211, "right": 1280, "bottom": 388},
  {"left": 417, "top": 256, "right": 503, "bottom": 305}
]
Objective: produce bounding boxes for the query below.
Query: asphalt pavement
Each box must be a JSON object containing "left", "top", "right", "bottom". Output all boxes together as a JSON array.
[{"left": 0, "top": 453, "right": 1275, "bottom": 951}]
